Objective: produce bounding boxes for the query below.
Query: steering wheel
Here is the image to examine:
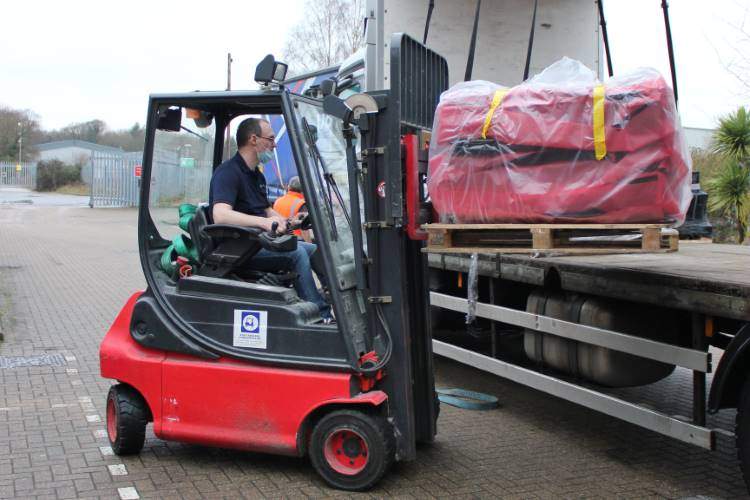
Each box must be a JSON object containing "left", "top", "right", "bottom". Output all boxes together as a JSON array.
[{"left": 287, "top": 213, "right": 312, "bottom": 232}]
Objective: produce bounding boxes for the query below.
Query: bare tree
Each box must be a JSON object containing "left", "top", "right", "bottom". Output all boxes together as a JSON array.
[
  {"left": 282, "top": 0, "right": 365, "bottom": 75},
  {"left": 0, "top": 106, "right": 41, "bottom": 162},
  {"left": 718, "top": 3, "right": 750, "bottom": 93}
]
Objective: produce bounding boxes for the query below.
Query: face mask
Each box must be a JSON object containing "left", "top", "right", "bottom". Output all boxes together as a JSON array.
[{"left": 258, "top": 149, "right": 274, "bottom": 165}]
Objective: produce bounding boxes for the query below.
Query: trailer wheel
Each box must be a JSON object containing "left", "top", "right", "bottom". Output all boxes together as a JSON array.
[
  {"left": 106, "top": 384, "right": 148, "bottom": 455},
  {"left": 309, "top": 409, "right": 394, "bottom": 491}
]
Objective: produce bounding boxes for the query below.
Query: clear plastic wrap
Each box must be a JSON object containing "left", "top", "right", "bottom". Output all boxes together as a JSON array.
[{"left": 428, "top": 58, "right": 692, "bottom": 225}]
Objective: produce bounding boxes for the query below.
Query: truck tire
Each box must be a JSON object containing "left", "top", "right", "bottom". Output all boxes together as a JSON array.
[
  {"left": 309, "top": 409, "right": 394, "bottom": 491},
  {"left": 736, "top": 375, "right": 750, "bottom": 490},
  {"left": 106, "top": 384, "right": 148, "bottom": 455}
]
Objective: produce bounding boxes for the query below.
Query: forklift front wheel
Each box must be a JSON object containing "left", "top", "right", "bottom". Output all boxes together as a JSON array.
[
  {"left": 106, "top": 384, "right": 148, "bottom": 455},
  {"left": 309, "top": 409, "right": 395, "bottom": 491}
]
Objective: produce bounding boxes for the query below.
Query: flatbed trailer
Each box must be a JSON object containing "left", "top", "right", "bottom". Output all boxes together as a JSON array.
[{"left": 426, "top": 242, "right": 750, "bottom": 463}]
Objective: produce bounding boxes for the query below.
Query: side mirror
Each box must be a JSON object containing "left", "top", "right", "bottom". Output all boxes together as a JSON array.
[
  {"left": 320, "top": 78, "right": 337, "bottom": 97},
  {"left": 157, "top": 107, "right": 181, "bottom": 132}
]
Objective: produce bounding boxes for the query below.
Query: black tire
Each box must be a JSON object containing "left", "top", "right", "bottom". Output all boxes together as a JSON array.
[
  {"left": 309, "top": 409, "right": 395, "bottom": 491},
  {"left": 106, "top": 384, "right": 148, "bottom": 455}
]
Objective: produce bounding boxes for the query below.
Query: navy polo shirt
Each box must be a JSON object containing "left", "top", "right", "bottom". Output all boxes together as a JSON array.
[{"left": 209, "top": 153, "right": 270, "bottom": 220}]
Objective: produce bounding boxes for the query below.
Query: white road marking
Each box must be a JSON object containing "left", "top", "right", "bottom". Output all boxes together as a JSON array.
[
  {"left": 65, "top": 355, "right": 77, "bottom": 362},
  {"left": 78, "top": 396, "right": 92, "bottom": 403},
  {"left": 108, "top": 464, "right": 128, "bottom": 476},
  {"left": 118, "top": 487, "right": 139, "bottom": 499},
  {"left": 86, "top": 414, "right": 101, "bottom": 423},
  {"left": 94, "top": 429, "right": 108, "bottom": 438},
  {"left": 66, "top": 368, "right": 78, "bottom": 374},
  {"left": 99, "top": 446, "right": 114, "bottom": 456}
]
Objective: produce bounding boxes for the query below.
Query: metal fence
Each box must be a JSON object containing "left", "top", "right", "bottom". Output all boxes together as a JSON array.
[
  {"left": 150, "top": 149, "right": 212, "bottom": 207},
  {"left": 89, "top": 153, "right": 140, "bottom": 207},
  {"left": 0, "top": 162, "right": 37, "bottom": 188},
  {"left": 89, "top": 150, "right": 213, "bottom": 208}
]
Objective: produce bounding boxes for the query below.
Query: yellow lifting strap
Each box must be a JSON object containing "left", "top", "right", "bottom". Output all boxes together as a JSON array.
[
  {"left": 481, "top": 89, "right": 509, "bottom": 140},
  {"left": 593, "top": 84, "right": 607, "bottom": 160}
]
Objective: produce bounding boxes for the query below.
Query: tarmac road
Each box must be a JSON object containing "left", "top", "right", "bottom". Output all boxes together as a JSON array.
[{"left": 0, "top": 197, "right": 746, "bottom": 499}]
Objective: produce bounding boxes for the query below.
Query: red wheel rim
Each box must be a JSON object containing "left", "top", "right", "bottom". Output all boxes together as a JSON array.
[
  {"left": 323, "top": 428, "right": 369, "bottom": 476},
  {"left": 106, "top": 397, "right": 117, "bottom": 442}
]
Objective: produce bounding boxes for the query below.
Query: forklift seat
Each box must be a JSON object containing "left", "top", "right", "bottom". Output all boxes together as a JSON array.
[{"left": 187, "top": 205, "right": 297, "bottom": 283}]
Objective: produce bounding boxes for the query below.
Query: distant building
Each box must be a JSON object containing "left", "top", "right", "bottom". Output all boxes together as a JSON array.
[
  {"left": 35, "top": 140, "right": 124, "bottom": 165},
  {"left": 683, "top": 127, "right": 715, "bottom": 151}
]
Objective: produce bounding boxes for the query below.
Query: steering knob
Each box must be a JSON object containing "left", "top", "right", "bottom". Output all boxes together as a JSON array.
[{"left": 271, "top": 221, "right": 279, "bottom": 235}]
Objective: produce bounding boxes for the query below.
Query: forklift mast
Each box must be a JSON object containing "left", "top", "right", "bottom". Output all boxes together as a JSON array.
[{"left": 356, "top": 34, "right": 448, "bottom": 458}]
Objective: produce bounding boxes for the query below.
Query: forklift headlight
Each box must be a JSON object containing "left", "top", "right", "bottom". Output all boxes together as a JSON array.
[{"left": 255, "top": 54, "right": 288, "bottom": 85}]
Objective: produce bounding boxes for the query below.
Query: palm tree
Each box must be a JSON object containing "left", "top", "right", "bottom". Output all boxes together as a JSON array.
[
  {"left": 709, "top": 106, "right": 750, "bottom": 243},
  {"left": 707, "top": 158, "right": 750, "bottom": 243},
  {"left": 713, "top": 106, "right": 750, "bottom": 162}
]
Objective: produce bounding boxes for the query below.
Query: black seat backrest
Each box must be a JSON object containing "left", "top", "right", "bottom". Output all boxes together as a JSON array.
[{"left": 187, "top": 205, "right": 214, "bottom": 262}]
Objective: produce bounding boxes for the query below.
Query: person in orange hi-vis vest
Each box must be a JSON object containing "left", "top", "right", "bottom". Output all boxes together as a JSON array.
[
  {"left": 273, "top": 176, "right": 330, "bottom": 292},
  {"left": 273, "top": 176, "right": 311, "bottom": 242}
]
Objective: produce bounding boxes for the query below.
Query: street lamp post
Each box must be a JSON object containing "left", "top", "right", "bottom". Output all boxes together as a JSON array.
[{"left": 17, "top": 121, "right": 23, "bottom": 167}]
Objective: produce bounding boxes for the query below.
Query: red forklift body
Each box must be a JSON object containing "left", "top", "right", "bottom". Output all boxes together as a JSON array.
[
  {"left": 99, "top": 38, "right": 444, "bottom": 491},
  {"left": 101, "top": 293, "right": 387, "bottom": 456}
]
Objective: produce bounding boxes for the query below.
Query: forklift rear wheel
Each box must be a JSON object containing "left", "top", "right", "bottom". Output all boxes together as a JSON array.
[
  {"left": 106, "top": 384, "right": 148, "bottom": 455},
  {"left": 309, "top": 409, "right": 394, "bottom": 491}
]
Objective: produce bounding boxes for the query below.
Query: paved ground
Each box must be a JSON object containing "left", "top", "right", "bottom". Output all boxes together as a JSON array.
[
  {"left": 0, "top": 195, "right": 748, "bottom": 499},
  {"left": 0, "top": 187, "right": 89, "bottom": 207}
]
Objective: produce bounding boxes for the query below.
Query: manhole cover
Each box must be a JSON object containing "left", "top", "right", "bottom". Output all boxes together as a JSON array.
[{"left": 0, "top": 353, "right": 67, "bottom": 369}]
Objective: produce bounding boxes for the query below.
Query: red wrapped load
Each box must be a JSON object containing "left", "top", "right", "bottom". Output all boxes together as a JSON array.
[{"left": 427, "top": 58, "right": 692, "bottom": 224}]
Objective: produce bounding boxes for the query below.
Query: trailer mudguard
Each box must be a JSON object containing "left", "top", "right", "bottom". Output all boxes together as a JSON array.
[{"left": 709, "top": 323, "right": 750, "bottom": 412}]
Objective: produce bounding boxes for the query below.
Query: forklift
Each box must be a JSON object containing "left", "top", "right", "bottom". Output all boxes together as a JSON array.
[{"left": 99, "top": 35, "right": 445, "bottom": 490}]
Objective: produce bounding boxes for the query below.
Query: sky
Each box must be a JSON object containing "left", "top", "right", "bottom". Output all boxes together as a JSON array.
[{"left": 1, "top": 0, "right": 748, "bottom": 131}]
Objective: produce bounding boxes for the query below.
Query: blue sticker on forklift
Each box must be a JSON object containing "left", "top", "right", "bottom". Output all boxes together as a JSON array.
[{"left": 233, "top": 310, "right": 268, "bottom": 349}]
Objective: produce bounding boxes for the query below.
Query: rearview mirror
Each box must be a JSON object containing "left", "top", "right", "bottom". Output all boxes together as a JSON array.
[{"left": 157, "top": 107, "right": 181, "bottom": 132}]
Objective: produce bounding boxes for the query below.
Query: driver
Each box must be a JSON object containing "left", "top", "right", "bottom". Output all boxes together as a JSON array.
[{"left": 209, "top": 117, "right": 332, "bottom": 322}]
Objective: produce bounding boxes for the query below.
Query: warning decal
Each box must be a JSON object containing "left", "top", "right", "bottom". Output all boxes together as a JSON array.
[{"left": 233, "top": 309, "right": 268, "bottom": 349}]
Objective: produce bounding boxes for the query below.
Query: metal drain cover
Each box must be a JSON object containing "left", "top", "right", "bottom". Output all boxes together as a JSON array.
[{"left": 0, "top": 353, "right": 67, "bottom": 369}]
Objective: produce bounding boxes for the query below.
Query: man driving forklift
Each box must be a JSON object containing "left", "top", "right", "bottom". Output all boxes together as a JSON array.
[{"left": 209, "top": 117, "right": 332, "bottom": 321}]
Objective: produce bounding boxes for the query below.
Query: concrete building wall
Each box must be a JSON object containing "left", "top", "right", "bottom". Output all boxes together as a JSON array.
[
  {"left": 383, "top": 0, "right": 600, "bottom": 88},
  {"left": 683, "top": 127, "right": 715, "bottom": 151}
]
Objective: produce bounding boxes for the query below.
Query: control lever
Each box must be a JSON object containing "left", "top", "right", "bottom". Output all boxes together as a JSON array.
[{"left": 260, "top": 221, "right": 297, "bottom": 253}]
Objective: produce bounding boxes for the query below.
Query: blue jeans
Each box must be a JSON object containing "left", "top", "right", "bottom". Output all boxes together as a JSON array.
[{"left": 249, "top": 241, "right": 331, "bottom": 319}]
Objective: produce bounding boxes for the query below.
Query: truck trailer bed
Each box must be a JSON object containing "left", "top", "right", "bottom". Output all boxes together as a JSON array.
[{"left": 427, "top": 241, "right": 750, "bottom": 321}]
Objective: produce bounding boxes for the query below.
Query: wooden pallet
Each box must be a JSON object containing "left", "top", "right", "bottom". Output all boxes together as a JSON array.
[{"left": 423, "top": 223, "right": 679, "bottom": 255}]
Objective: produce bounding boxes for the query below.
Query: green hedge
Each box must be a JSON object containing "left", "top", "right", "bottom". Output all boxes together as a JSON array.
[{"left": 36, "top": 160, "right": 82, "bottom": 191}]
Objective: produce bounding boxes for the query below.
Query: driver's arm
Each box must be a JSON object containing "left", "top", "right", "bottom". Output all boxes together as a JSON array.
[
  {"left": 265, "top": 206, "right": 285, "bottom": 219},
  {"left": 212, "top": 203, "right": 276, "bottom": 231}
]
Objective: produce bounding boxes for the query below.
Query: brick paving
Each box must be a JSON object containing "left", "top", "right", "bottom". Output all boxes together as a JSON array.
[{"left": 0, "top": 201, "right": 747, "bottom": 499}]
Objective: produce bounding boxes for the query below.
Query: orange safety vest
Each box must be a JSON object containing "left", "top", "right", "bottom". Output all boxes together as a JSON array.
[{"left": 273, "top": 191, "right": 306, "bottom": 236}]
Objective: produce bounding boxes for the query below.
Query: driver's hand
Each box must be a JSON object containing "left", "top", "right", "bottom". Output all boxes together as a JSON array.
[{"left": 269, "top": 216, "right": 287, "bottom": 233}]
